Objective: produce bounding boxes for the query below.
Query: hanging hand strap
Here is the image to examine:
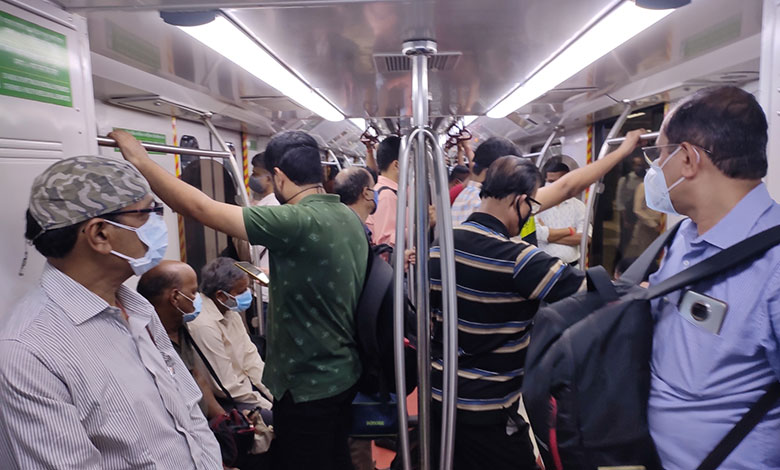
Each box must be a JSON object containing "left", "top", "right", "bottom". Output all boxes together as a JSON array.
[
  {"left": 696, "top": 382, "right": 780, "bottom": 470},
  {"left": 643, "top": 225, "right": 780, "bottom": 300},
  {"left": 183, "top": 327, "right": 236, "bottom": 406}
]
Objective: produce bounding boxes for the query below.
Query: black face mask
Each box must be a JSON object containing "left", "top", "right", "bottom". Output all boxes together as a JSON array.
[
  {"left": 249, "top": 175, "right": 268, "bottom": 197},
  {"left": 514, "top": 197, "right": 530, "bottom": 236},
  {"left": 634, "top": 168, "right": 646, "bottom": 177}
]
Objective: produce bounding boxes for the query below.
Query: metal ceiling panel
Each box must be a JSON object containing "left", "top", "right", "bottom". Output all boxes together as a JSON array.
[{"left": 223, "top": 0, "right": 618, "bottom": 118}]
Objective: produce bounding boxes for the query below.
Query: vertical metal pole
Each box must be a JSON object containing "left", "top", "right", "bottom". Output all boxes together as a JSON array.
[
  {"left": 535, "top": 125, "right": 562, "bottom": 169},
  {"left": 423, "top": 129, "right": 458, "bottom": 470},
  {"left": 394, "top": 132, "right": 420, "bottom": 470},
  {"left": 411, "top": 46, "right": 432, "bottom": 470},
  {"left": 578, "top": 102, "right": 632, "bottom": 267}
]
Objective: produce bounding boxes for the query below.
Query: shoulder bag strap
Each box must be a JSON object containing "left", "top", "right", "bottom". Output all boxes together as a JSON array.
[
  {"left": 643, "top": 225, "right": 780, "bottom": 300},
  {"left": 620, "top": 220, "right": 683, "bottom": 285},
  {"left": 696, "top": 382, "right": 780, "bottom": 470},
  {"left": 182, "top": 327, "right": 236, "bottom": 405}
]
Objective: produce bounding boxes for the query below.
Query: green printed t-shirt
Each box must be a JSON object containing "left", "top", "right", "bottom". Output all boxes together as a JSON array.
[{"left": 243, "top": 194, "right": 367, "bottom": 403}]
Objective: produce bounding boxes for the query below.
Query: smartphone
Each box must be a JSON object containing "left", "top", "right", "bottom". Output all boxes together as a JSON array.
[
  {"left": 235, "top": 261, "right": 270, "bottom": 286},
  {"left": 678, "top": 290, "right": 728, "bottom": 335}
]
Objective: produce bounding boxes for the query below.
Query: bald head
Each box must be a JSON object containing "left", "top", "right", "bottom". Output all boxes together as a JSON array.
[
  {"left": 333, "top": 167, "right": 376, "bottom": 222},
  {"left": 138, "top": 261, "right": 199, "bottom": 333}
]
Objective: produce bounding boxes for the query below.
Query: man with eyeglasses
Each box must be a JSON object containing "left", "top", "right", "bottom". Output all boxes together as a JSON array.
[
  {"left": 642, "top": 86, "right": 780, "bottom": 469},
  {"left": 0, "top": 156, "right": 222, "bottom": 469},
  {"left": 428, "top": 129, "right": 646, "bottom": 470}
]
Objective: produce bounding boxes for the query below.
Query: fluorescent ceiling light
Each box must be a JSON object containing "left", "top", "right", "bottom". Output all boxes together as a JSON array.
[
  {"left": 486, "top": 2, "right": 674, "bottom": 118},
  {"left": 462, "top": 115, "right": 478, "bottom": 127},
  {"left": 349, "top": 118, "right": 366, "bottom": 130},
  {"left": 627, "top": 111, "right": 647, "bottom": 119},
  {"left": 179, "top": 16, "right": 345, "bottom": 122}
]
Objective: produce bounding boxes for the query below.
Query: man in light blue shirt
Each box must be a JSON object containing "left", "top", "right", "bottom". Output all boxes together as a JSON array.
[{"left": 645, "top": 86, "right": 780, "bottom": 469}]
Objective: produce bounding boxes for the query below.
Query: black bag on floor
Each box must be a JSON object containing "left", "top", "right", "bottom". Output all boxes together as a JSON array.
[{"left": 523, "top": 223, "right": 780, "bottom": 470}]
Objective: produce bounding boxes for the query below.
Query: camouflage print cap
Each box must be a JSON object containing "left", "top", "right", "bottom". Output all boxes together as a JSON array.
[{"left": 28, "top": 155, "right": 151, "bottom": 232}]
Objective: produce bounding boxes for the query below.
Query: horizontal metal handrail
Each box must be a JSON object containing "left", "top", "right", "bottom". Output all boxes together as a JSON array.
[
  {"left": 605, "top": 131, "right": 659, "bottom": 146},
  {"left": 97, "top": 136, "right": 233, "bottom": 158}
]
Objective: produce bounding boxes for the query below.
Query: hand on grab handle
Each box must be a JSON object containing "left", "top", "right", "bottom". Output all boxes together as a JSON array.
[
  {"left": 108, "top": 129, "right": 149, "bottom": 166},
  {"left": 616, "top": 129, "right": 648, "bottom": 157}
]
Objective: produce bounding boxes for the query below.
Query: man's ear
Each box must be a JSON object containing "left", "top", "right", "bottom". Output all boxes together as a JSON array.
[
  {"left": 679, "top": 142, "right": 702, "bottom": 179},
  {"left": 81, "top": 219, "right": 114, "bottom": 255},
  {"left": 167, "top": 288, "right": 181, "bottom": 310}
]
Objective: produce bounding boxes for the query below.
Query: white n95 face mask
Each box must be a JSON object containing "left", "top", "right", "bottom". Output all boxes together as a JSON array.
[
  {"left": 643, "top": 147, "right": 700, "bottom": 216},
  {"left": 106, "top": 213, "right": 169, "bottom": 276}
]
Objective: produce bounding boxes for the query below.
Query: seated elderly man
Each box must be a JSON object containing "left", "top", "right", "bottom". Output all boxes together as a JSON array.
[
  {"left": 187, "top": 257, "right": 273, "bottom": 420},
  {"left": 137, "top": 260, "right": 226, "bottom": 420},
  {"left": 0, "top": 156, "right": 221, "bottom": 469}
]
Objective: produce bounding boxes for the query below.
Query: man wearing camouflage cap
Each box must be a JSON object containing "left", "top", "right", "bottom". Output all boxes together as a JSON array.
[{"left": 0, "top": 156, "right": 221, "bottom": 469}]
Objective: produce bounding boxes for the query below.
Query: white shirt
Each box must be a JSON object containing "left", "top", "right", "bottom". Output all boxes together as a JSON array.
[
  {"left": 186, "top": 297, "right": 272, "bottom": 410},
  {"left": 535, "top": 197, "right": 589, "bottom": 264},
  {"left": 0, "top": 264, "right": 221, "bottom": 470},
  {"left": 251, "top": 193, "right": 279, "bottom": 303}
]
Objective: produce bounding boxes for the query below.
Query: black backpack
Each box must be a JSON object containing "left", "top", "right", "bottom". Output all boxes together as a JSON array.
[
  {"left": 352, "top": 213, "right": 417, "bottom": 398},
  {"left": 522, "top": 222, "right": 780, "bottom": 470}
]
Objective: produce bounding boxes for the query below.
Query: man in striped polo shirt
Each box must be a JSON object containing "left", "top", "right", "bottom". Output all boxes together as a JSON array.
[{"left": 428, "top": 147, "right": 637, "bottom": 468}]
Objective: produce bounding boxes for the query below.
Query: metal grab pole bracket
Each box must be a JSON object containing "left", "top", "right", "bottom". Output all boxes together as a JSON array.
[
  {"left": 535, "top": 125, "right": 563, "bottom": 169},
  {"left": 578, "top": 101, "right": 633, "bottom": 268}
]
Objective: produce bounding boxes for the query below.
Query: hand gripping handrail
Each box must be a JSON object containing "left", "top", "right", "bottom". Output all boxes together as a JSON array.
[{"left": 578, "top": 103, "right": 632, "bottom": 268}]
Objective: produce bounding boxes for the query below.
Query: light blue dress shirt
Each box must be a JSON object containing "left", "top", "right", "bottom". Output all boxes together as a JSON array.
[{"left": 648, "top": 183, "right": 780, "bottom": 470}]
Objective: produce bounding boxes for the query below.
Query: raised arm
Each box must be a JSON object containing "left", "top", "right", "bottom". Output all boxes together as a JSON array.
[
  {"left": 109, "top": 130, "right": 248, "bottom": 241},
  {"left": 365, "top": 142, "right": 378, "bottom": 172},
  {"left": 535, "top": 129, "right": 647, "bottom": 212}
]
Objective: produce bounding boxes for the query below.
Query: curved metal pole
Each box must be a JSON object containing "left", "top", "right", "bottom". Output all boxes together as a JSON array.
[
  {"left": 535, "top": 125, "right": 562, "bottom": 169},
  {"left": 327, "top": 149, "right": 343, "bottom": 170},
  {"left": 421, "top": 128, "right": 458, "bottom": 470},
  {"left": 394, "top": 129, "right": 425, "bottom": 470},
  {"left": 203, "top": 117, "right": 251, "bottom": 208},
  {"left": 578, "top": 102, "right": 633, "bottom": 267}
]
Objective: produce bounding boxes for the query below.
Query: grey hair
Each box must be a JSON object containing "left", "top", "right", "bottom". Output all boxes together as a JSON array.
[{"left": 199, "top": 257, "right": 247, "bottom": 298}]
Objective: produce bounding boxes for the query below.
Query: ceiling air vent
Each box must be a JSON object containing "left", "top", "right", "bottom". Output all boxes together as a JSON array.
[{"left": 374, "top": 52, "right": 461, "bottom": 73}]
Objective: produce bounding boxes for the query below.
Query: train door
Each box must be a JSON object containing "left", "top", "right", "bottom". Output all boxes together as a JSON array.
[{"left": 589, "top": 103, "right": 666, "bottom": 274}]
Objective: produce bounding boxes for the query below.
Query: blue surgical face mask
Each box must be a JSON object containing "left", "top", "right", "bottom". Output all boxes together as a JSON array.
[
  {"left": 218, "top": 288, "right": 253, "bottom": 311},
  {"left": 643, "top": 147, "right": 699, "bottom": 215},
  {"left": 371, "top": 189, "right": 378, "bottom": 215},
  {"left": 177, "top": 291, "right": 202, "bottom": 323},
  {"left": 106, "top": 213, "right": 168, "bottom": 276}
]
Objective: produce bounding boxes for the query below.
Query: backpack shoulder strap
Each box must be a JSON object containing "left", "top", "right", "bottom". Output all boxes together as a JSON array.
[
  {"left": 620, "top": 220, "right": 683, "bottom": 285},
  {"left": 696, "top": 382, "right": 780, "bottom": 470},
  {"left": 377, "top": 186, "right": 397, "bottom": 196},
  {"left": 182, "top": 327, "right": 235, "bottom": 405},
  {"left": 644, "top": 224, "right": 780, "bottom": 300}
]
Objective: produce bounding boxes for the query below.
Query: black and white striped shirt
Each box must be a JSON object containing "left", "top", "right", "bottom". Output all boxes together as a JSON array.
[
  {"left": 430, "top": 212, "right": 586, "bottom": 422},
  {"left": 0, "top": 264, "right": 221, "bottom": 469}
]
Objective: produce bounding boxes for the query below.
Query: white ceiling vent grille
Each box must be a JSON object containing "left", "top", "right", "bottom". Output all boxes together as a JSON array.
[{"left": 374, "top": 52, "right": 461, "bottom": 73}]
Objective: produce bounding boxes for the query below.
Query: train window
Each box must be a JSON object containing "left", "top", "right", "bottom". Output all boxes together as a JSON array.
[{"left": 589, "top": 103, "right": 666, "bottom": 275}]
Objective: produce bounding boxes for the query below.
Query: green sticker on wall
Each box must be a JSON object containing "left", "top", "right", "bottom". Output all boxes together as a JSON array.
[
  {"left": 113, "top": 128, "right": 167, "bottom": 155},
  {"left": 0, "top": 11, "right": 72, "bottom": 107}
]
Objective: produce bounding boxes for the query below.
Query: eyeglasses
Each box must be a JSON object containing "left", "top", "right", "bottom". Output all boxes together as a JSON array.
[
  {"left": 104, "top": 203, "right": 164, "bottom": 217},
  {"left": 526, "top": 196, "right": 542, "bottom": 216},
  {"left": 642, "top": 144, "right": 711, "bottom": 166}
]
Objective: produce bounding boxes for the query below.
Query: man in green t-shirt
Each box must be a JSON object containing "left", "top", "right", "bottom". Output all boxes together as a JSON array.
[{"left": 111, "top": 129, "right": 368, "bottom": 470}]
